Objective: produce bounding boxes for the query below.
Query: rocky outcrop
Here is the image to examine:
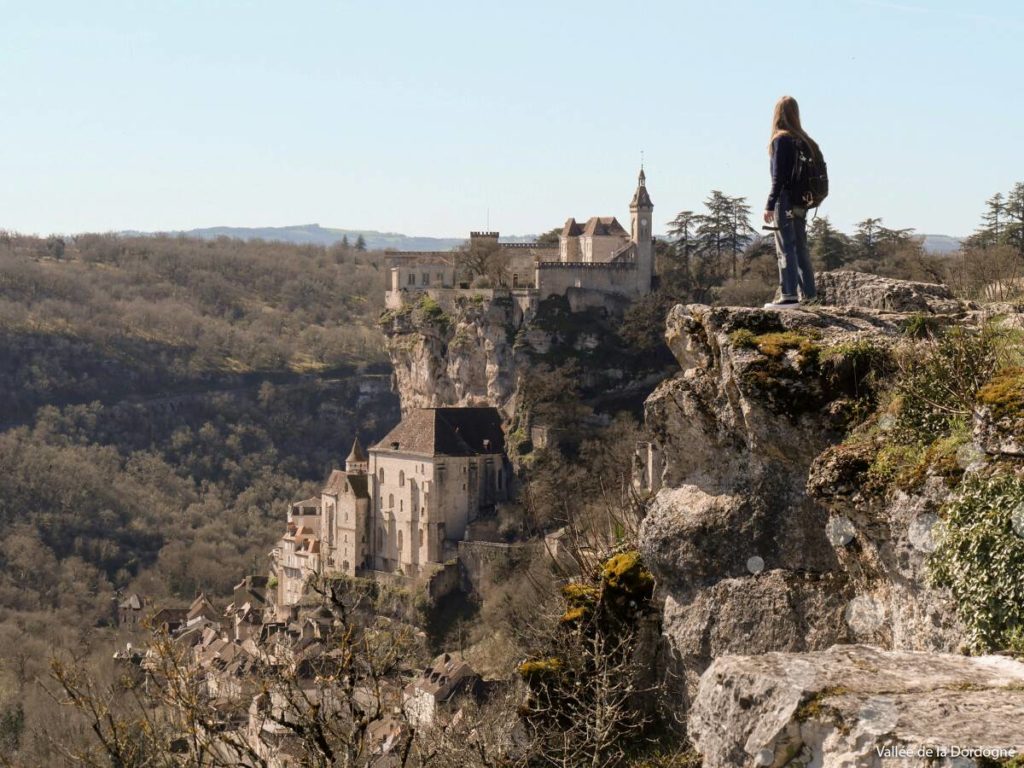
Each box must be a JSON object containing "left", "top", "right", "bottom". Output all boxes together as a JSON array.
[
  {"left": 638, "top": 273, "right": 977, "bottom": 716},
  {"left": 381, "top": 293, "right": 521, "bottom": 416},
  {"left": 816, "top": 270, "right": 964, "bottom": 314},
  {"left": 689, "top": 644, "right": 1024, "bottom": 768}
]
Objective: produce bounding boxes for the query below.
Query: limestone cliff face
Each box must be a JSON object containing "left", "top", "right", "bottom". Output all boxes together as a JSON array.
[
  {"left": 381, "top": 291, "right": 676, "bottom": 421},
  {"left": 638, "top": 273, "right": 975, "bottom": 711},
  {"left": 381, "top": 294, "right": 520, "bottom": 416}
]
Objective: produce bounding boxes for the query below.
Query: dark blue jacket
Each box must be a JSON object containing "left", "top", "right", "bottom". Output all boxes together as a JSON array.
[{"left": 766, "top": 134, "right": 798, "bottom": 211}]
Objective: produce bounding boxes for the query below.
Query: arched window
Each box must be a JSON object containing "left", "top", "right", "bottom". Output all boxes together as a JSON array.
[
  {"left": 419, "top": 528, "right": 425, "bottom": 548},
  {"left": 400, "top": 499, "right": 404, "bottom": 512},
  {"left": 399, "top": 470, "right": 405, "bottom": 487},
  {"left": 379, "top": 467, "right": 384, "bottom": 483},
  {"left": 398, "top": 530, "right": 404, "bottom": 551},
  {"left": 388, "top": 493, "right": 394, "bottom": 508}
]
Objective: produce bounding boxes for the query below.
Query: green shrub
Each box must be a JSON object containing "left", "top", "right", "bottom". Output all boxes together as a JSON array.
[
  {"left": 414, "top": 294, "right": 449, "bottom": 330},
  {"left": 902, "top": 313, "right": 943, "bottom": 339},
  {"left": 894, "top": 325, "right": 1003, "bottom": 444},
  {"left": 930, "top": 473, "right": 1024, "bottom": 653}
]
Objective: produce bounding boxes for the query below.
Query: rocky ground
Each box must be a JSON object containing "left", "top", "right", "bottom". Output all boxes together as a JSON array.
[
  {"left": 638, "top": 270, "right": 1024, "bottom": 765},
  {"left": 689, "top": 644, "right": 1024, "bottom": 768}
]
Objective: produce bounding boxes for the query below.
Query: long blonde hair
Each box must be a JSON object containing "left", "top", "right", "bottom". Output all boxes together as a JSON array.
[{"left": 769, "top": 95, "right": 817, "bottom": 156}]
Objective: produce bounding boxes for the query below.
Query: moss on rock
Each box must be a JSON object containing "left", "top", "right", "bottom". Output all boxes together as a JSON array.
[
  {"left": 978, "top": 367, "right": 1024, "bottom": 421},
  {"left": 602, "top": 550, "right": 655, "bottom": 601}
]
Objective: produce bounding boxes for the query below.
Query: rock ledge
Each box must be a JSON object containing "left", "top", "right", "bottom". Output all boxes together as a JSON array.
[{"left": 689, "top": 644, "right": 1024, "bottom": 768}]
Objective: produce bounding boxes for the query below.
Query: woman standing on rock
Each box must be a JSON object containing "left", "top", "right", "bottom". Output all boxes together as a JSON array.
[{"left": 763, "top": 95, "right": 819, "bottom": 309}]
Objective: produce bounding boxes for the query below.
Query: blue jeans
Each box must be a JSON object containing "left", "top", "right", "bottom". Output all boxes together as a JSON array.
[{"left": 774, "top": 191, "right": 816, "bottom": 301}]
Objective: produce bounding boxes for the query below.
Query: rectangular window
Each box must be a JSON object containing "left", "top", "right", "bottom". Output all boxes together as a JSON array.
[
  {"left": 408, "top": 273, "right": 415, "bottom": 285},
  {"left": 422, "top": 273, "right": 430, "bottom": 285}
]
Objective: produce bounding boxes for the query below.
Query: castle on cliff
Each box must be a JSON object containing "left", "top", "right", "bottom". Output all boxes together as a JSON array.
[{"left": 385, "top": 168, "right": 655, "bottom": 311}]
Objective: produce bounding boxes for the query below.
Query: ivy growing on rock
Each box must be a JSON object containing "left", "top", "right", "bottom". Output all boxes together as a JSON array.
[{"left": 930, "top": 473, "right": 1024, "bottom": 654}]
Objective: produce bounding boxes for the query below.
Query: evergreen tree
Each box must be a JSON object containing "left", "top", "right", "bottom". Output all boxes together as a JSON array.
[
  {"left": 341, "top": 234, "right": 351, "bottom": 249},
  {"left": 666, "top": 209, "right": 697, "bottom": 283},
  {"left": 1004, "top": 183, "right": 1024, "bottom": 257},
  {"left": 853, "top": 217, "right": 884, "bottom": 261},
  {"left": 355, "top": 234, "right": 367, "bottom": 252},
  {"left": 692, "top": 191, "right": 732, "bottom": 279},
  {"left": 975, "top": 193, "right": 1006, "bottom": 247},
  {"left": 726, "top": 195, "right": 755, "bottom": 278},
  {"left": 876, "top": 224, "right": 916, "bottom": 249},
  {"left": 808, "top": 216, "right": 849, "bottom": 270}
]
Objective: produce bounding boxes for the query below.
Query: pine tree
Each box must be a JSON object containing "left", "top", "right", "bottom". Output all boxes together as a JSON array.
[
  {"left": 726, "top": 195, "right": 755, "bottom": 278},
  {"left": 853, "top": 218, "right": 884, "bottom": 261},
  {"left": 355, "top": 234, "right": 367, "bottom": 252},
  {"left": 341, "top": 234, "right": 351, "bottom": 249},
  {"left": 980, "top": 193, "right": 1006, "bottom": 246},
  {"left": 666, "top": 210, "right": 697, "bottom": 283},
  {"left": 693, "top": 191, "right": 732, "bottom": 279},
  {"left": 1004, "top": 183, "right": 1024, "bottom": 257},
  {"left": 876, "top": 224, "right": 916, "bottom": 249},
  {"left": 808, "top": 216, "right": 849, "bottom": 270}
]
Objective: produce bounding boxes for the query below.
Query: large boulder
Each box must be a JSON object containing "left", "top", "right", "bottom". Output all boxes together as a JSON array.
[
  {"left": 689, "top": 644, "right": 1024, "bottom": 768},
  {"left": 816, "top": 270, "right": 964, "bottom": 314}
]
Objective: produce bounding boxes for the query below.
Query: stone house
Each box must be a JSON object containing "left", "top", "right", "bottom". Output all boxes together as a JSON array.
[
  {"left": 403, "top": 652, "right": 481, "bottom": 727},
  {"left": 116, "top": 592, "right": 145, "bottom": 627}
]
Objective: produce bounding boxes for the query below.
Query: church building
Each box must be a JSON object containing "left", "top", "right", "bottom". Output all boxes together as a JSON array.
[{"left": 271, "top": 407, "right": 509, "bottom": 607}]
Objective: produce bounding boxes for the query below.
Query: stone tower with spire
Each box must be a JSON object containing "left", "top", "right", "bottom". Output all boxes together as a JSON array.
[
  {"left": 629, "top": 166, "right": 654, "bottom": 294},
  {"left": 345, "top": 436, "right": 368, "bottom": 474}
]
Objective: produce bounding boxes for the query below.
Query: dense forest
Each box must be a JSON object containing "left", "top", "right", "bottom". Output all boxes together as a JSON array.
[{"left": 0, "top": 233, "right": 399, "bottom": 757}]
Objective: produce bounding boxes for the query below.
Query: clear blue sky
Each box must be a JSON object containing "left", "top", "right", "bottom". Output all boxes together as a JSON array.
[{"left": 1, "top": 0, "right": 1021, "bottom": 239}]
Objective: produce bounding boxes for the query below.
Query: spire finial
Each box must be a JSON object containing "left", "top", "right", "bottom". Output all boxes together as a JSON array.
[{"left": 640, "top": 149, "right": 644, "bottom": 171}]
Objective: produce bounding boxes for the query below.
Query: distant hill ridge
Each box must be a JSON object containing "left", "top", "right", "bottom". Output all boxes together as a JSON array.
[
  {"left": 121, "top": 223, "right": 537, "bottom": 252},
  {"left": 123, "top": 223, "right": 964, "bottom": 255}
]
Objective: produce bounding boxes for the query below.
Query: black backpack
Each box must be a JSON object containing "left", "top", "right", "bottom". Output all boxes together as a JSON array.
[{"left": 793, "top": 139, "right": 829, "bottom": 209}]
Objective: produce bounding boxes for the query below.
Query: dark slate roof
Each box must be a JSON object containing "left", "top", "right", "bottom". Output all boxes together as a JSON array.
[
  {"left": 631, "top": 168, "right": 653, "bottom": 209},
  {"left": 346, "top": 436, "right": 368, "bottom": 463},
  {"left": 371, "top": 408, "right": 505, "bottom": 457},
  {"left": 323, "top": 469, "right": 371, "bottom": 499},
  {"left": 561, "top": 217, "right": 583, "bottom": 237}
]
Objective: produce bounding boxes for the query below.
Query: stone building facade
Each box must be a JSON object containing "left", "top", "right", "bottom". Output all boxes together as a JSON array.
[
  {"left": 270, "top": 407, "right": 509, "bottom": 608},
  {"left": 536, "top": 167, "right": 654, "bottom": 300},
  {"left": 383, "top": 169, "right": 655, "bottom": 311}
]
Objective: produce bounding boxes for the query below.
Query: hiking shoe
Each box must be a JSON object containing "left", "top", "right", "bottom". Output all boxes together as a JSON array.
[{"left": 763, "top": 299, "right": 799, "bottom": 310}]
